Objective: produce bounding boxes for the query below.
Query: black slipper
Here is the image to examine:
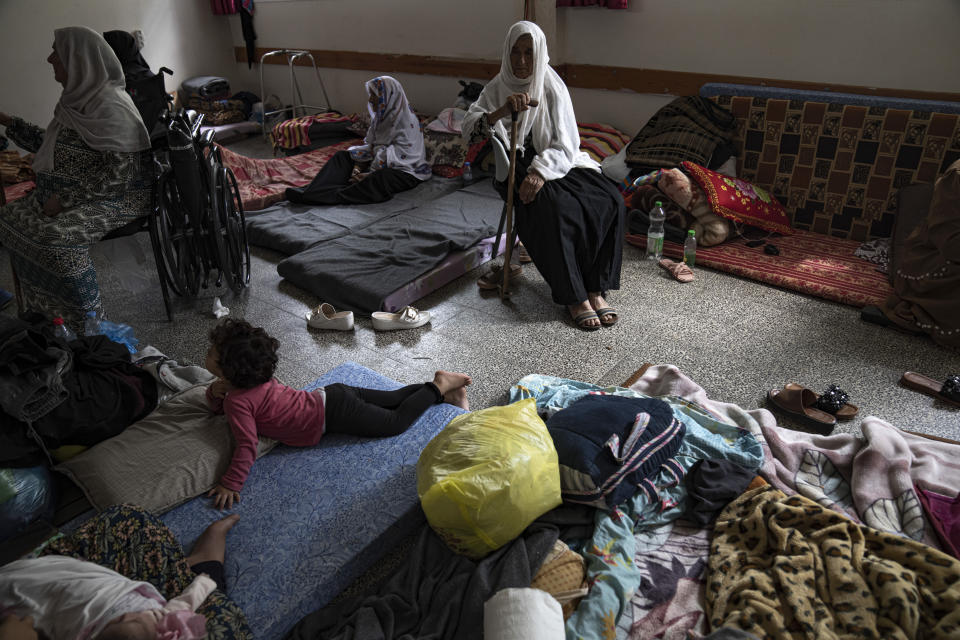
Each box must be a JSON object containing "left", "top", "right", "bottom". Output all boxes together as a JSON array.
[{"left": 861, "top": 305, "right": 924, "bottom": 335}]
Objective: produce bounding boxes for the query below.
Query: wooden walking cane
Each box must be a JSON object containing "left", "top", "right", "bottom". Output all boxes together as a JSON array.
[
  {"left": 499, "top": 109, "right": 521, "bottom": 300},
  {"left": 498, "top": 99, "right": 538, "bottom": 300}
]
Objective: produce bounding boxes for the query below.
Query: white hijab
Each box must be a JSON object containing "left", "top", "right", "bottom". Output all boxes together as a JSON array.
[
  {"left": 463, "top": 21, "right": 597, "bottom": 181},
  {"left": 361, "top": 76, "right": 431, "bottom": 180},
  {"left": 33, "top": 26, "right": 151, "bottom": 173}
]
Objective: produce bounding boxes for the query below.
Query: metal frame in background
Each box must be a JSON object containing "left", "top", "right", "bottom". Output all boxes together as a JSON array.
[{"left": 258, "top": 49, "right": 334, "bottom": 139}]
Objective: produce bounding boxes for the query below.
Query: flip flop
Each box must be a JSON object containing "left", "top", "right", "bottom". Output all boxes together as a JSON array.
[
  {"left": 658, "top": 258, "right": 694, "bottom": 283},
  {"left": 477, "top": 263, "right": 522, "bottom": 290},
  {"left": 767, "top": 384, "right": 837, "bottom": 434},
  {"left": 595, "top": 307, "right": 618, "bottom": 326},
  {"left": 802, "top": 383, "right": 859, "bottom": 421},
  {"left": 305, "top": 303, "right": 354, "bottom": 331},
  {"left": 900, "top": 372, "right": 960, "bottom": 408},
  {"left": 572, "top": 310, "right": 601, "bottom": 331},
  {"left": 860, "top": 305, "right": 924, "bottom": 335}
]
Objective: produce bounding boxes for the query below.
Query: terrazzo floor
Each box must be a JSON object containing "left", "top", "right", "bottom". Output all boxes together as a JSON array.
[{"left": 1, "top": 133, "right": 957, "bottom": 603}]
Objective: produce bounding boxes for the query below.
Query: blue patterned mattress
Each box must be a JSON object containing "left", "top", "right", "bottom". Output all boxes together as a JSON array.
[{"left": 160, "top": 362, "right": 464, "bottom": 639}]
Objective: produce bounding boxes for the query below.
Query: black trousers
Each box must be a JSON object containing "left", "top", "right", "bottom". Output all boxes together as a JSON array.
[
  {"left": 285, "top": 150, "right": 421, "bottom": 206},
  {"left": 323, "top": 382, "right": 443, "bottom": 437},
  {"left": 191, "top": 560, "right": 226, "bottom": 591},
  {"left": 495, "top": 147, "right": 625, "bottom": 305}
]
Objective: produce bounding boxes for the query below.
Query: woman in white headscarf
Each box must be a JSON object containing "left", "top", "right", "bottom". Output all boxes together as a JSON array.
[
  {"left": 0, "top": 26, "right": 151, "bottom": 328},
  {"left": 286, "top": 76, "right": 431, "bottom": 205},
  {"left": 463, "top": 21, "right": 625, "bottom": 330}
]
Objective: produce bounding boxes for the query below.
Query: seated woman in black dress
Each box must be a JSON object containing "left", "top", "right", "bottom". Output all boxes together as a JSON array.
[
  {"left": 286, "top": 76, "right": 431, "bottom": 205},
  {"left": 463, "top": 21, "right": 625, "bottom": 330}
]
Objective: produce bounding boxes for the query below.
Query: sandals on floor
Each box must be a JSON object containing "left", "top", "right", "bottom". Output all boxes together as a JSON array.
[
  {"left": 767, "top": 383, "right": 837, "bottom": 434},
  {"left": 809, "top": 383, "right": 858, "bottom": 421},
  {"left": 306, "top": 303, "right": 354, "bottom": 331},
  {"left": 572, "top": 310, "right": 602, "bottom": 331},
  {"left": 594, "top": 307, "right": 618, "bottom": 326},
  {"left": 860, "top": 305, "right": 924, "bottom": 335},
  {"left": 371, "top": 306, "right": 432, "bottom": 331},
  {"left": 477, "top": 263, "right": 523, "bottom": 290},
  {"left": 900, "top": 372, "right": 960, "bottom": 408},
  {"left": 659, "top": 258, "right": 694, "bottom": 283}
]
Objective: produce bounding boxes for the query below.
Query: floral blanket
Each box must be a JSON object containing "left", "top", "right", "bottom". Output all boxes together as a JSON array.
[
  {"left": 510, "top": 375, "right": 764, "bottom": 640},
  {"left": 219, "top": 140, "right": 360, "bottom": 211},
  {"left": 631, "top": 364, "right": 960, "bottom": 554}
]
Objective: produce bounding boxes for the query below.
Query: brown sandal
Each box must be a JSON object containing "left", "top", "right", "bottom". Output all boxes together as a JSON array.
[
  {"left": 477, "top": 263, "right": 522, "bottom": 290},
  {"left": 900, "top": 372, "right": 960, "bottom": 408},
  {"left": 767, "top": 384, "right": 837, "bottom": 434},
  {"left": 659, "top": 258, "right": 694, "bottom": 283}
]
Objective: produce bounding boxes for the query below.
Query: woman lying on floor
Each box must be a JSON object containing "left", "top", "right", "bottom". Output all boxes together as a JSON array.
[
  {"left": 463, "top": 21, "right": 625, "bottom": 331},
  {"left": 285, "top": 76, "right": 431, "bottom": 205},
  {"left": 0, "top": 506, "right": 248, "bottom": 640},
  {"left": 0, "top": 26, "right": 152, "bottom": 329}
]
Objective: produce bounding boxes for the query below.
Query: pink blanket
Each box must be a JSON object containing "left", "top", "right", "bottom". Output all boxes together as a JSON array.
[{"left": 629, "top": 364, "right": 960, "bottom": 553}]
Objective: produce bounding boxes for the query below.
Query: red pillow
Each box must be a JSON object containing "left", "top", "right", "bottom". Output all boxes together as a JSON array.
[{"left": 682, "top": 161, "right": 793, "bottom": 235}]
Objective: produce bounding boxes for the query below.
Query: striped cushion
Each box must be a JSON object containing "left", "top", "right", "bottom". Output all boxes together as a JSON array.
[{"left": 578, "top": 122, "right": 631, "bottom": 162}]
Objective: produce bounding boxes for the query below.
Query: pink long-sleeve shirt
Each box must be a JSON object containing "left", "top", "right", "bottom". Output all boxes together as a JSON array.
[{"left": 206, "top": 379, "right": 326, "bottom": 491}]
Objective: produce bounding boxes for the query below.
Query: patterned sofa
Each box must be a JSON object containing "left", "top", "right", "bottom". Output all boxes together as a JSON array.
[{"left": 701, "top": 84, "right": 960, "bottom": 241}]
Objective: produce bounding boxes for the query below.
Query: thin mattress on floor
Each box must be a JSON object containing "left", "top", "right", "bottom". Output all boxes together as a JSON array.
[
  {"left": 160, "top": 362, "right": 464, "bottom": 640},
  {"left": 277, "top": 179, "right": 504, "bottom": 313},
  {"left": 244, "top": 177, "right": 463, "bottom": 255}
]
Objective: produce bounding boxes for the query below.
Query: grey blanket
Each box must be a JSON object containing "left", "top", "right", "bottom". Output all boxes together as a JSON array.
[
  {"left": 284, "top": 520, "right": 558, "bottom": 640},
  {"left": 276, "top": 183, "right": 503, "bottom": 313},
  {"left": 245, "top": 178, "right": 464, "bottom": 256}
]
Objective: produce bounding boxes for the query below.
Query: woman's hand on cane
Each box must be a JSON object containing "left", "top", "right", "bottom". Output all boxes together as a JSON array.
[
  {"left": 490, "top": 94, "right": 537, "bottom": 122},
  {"left": 519, "top": 171, "right": 545, "bottom": 204}
]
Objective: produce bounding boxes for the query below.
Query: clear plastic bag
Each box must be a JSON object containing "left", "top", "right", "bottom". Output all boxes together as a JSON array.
[{"left": 417, "top": 398, "right": 562, "bottom": 559}]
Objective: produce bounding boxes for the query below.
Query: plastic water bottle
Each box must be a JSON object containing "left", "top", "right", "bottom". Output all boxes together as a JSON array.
[
  {"left": 645, "top": 200, "right": 666, "bottom": 261},
  {"left": 84, "top": 310, "right": 102, "bottom": 336},
  {"left": 52, "top": 317, "right": 77, "bottom": 342},
  {"left": 683, "top": 229, "right": 697, "bottom": 267},
  {"left": 462, "top": 161, "right": 473, "bottom": 185}
]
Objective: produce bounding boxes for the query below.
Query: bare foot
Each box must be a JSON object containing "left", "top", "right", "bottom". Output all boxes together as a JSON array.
[
  {"left": 185, "top": 514, "right": 239, "bottom": 566},
  {"left": 445, "top": 386, "right": 470, "bottom": 410},
  {"left": 433, "top": 370, "right": 472, "bottom": 395},
  {"left": 568, "top": 300, "right": 600, "bottom": 329}
]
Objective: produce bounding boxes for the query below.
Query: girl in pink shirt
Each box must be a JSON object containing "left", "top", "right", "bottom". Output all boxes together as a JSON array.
[{"left": 204, "top": 319, "right": 471, "bottom": 509}]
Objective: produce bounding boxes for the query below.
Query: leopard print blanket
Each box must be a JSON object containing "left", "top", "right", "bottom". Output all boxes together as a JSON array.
[{"left": 707, "top": 486, "right": 960, "bottom": 639}]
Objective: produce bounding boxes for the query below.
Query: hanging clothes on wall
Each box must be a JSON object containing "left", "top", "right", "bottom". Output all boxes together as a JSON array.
[{"left": 210, "top": 0, "right": 256, "bottom": 69}]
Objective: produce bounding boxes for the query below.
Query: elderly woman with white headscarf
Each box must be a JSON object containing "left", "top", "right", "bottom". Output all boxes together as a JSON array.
[
  {"left": 463, "top": 21, "right": 625, "bottom": 330},
  {"left": 0, "top": 26, "right": 151, "bottom": 329},
  {"left": 286, "top": 76, "right": 431, "bottom": 205}
]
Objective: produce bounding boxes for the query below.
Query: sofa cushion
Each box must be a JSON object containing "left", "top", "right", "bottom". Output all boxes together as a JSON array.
[{"left": 683, "top": 161, "right": 793, "bottom": 235}]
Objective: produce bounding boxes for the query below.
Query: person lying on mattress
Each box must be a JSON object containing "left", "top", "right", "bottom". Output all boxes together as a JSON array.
[
  {"left": 285, "top": 76, "right": 432, "bottom": 205},
  {"left": 204, "top": 318, "right": 471, "bottom": 510},
  {"left": 463, "top": 21, "right": 626, "bottom": 331},
  {"left": 0, "top": 513, "right": 239, "bottom": 640}
]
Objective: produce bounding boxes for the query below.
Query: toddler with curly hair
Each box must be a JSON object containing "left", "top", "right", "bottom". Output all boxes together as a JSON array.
[{"left": 204, "top": 319, "right": 471, "bottom": 509}]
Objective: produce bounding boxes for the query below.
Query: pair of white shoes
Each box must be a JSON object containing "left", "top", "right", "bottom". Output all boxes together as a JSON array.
[{"left": 305, "top": 303, "right": 431, "bottom": 331}]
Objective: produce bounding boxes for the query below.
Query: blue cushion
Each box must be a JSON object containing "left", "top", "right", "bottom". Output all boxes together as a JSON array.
[{"left": 160, "top": 362, "right": 464, "bottom": 640}]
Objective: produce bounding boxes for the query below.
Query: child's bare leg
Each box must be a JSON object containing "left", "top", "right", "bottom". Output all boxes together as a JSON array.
[
  {"left": 185, "top": 514, "right": 239, "bottom": 566},
  {"left": 433, "top": 370, "right": 471, "bottom": 396},
  {"left": 445, "top": 385, "right": 469, "bottom": 410}
]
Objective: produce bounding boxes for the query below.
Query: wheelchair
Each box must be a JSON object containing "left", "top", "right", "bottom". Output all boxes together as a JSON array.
[{"left": 149, "top": 108, "right": 251, "bottom": 307}]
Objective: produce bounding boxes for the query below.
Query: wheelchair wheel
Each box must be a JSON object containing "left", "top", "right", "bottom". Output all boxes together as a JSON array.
[
  {"left": 221, "top": 167, "right": 251, "bottom": 293},
  {"left": 205, "top": 156, "right": 229, "bottom": 289},
  {"left": 156, "top": 170, "right": 202, "bottom": 297}
]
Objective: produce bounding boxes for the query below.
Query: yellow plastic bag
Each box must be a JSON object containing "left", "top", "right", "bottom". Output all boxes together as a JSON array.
[{"left": 417, "top": 398, "right": 562, "bottom": 559}]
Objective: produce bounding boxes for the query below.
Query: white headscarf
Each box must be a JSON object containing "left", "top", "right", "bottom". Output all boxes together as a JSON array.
[
  {"left": 32, "top": 26, "right": 151, "bottom": 172},
  {"left": 351, "top": 76, "right": 431, "bottom": 180},
  {"left": 463, "top": 21, "right": 597, "bottom": 181}
]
